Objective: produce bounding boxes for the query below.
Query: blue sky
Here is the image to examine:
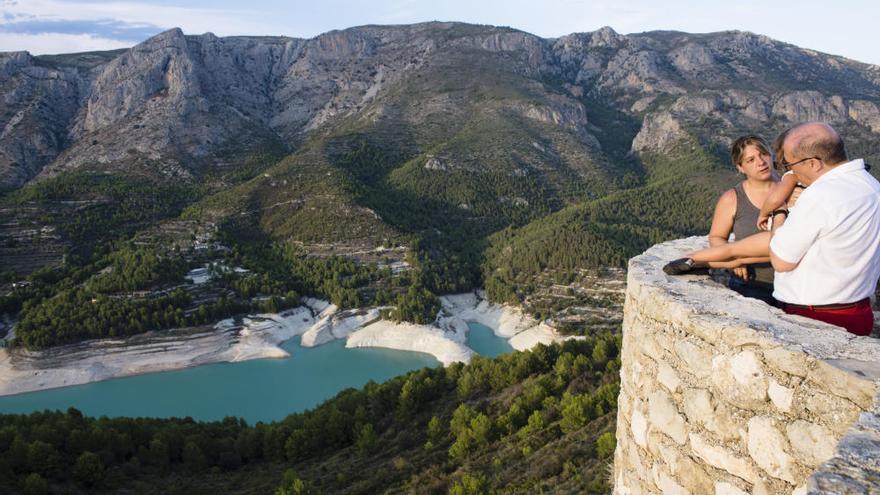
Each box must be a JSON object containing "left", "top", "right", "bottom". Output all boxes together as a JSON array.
[{"left": 1, "top": 0, "right": 877, "bottom": 65}]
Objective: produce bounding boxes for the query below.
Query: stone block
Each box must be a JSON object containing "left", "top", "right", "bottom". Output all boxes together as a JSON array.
[
  {"left": 763, "top": 346, "right": 810, "bottom": 378},
  {"left": 629, "top": 358, "right": 646, "bottom": 393},
  {"left": 785, "top": 420, "right": 836, "bottom": 466},
  {"left": 751, "top": 477, "right": 771, "bottom": 495},
  {"left": 711, "top": 350, "right": 768, "bottom": 409},
  {"left": 639, "top": 332, "right": 669, "bottom": 363},
  {"left": 624, "top": 434, "right": 650, "bottom": 483},
  {"left": 632, "top": 406, "right": 649, "bottom": 449},
  {"left": 714, "top": 481, "right": 749, "bottom": 495},
  {"left": 768, "top": 378, "right": 794, "bottom": 413},
  {"left": 807, "top": 360, "right": 877, "bottom": 410},
  {"left": 648, "top": 390, "right": 688, "bottom": 445},
  {"left": 652, "top": 462, "right": 690, "bottom": 495},
  {"left": 681, "top": 388, "right": 713, "bottom": 425},
  {"left": 658, "top": 442, "right": 680, "bottom": 470},
  {"left": 672, "top": 453, "right": 715, "bottom": 495},
  {"left": 618, "top": 388, "right": 633, "bottom": 419},
  {"left": 681, "top": 387, "right": 740, "bottom": 440},
  {"left": 720, "top": 325, "right": 772, "bottom": 348},
  {"left": 648, "top": 431, "right": 666, "bottom": 457},
  {"left": 614, "top": 470, "right": 635, "bottom": 495},
  {"left": 657, "top": 361, "right": 682, "bottom": 393},
  {"left": 710, "top": 402, "right": 743, "bottom": 441},
  {"left": 752, "top": 474, "right": 793, "bottom": 495},
  {"left": 747, "top": 417, "right": 797, "bottom": 483},
  {"left": 800, "top": 390, "right": 862, "bottom": 436},
  {"left": 674, "top": 339, "right": 714, "bottom": 379},
  {"left": 689, "top": 432, "right": 758, "bottom": 483},
  {"left": 683, "top": 314, "right": 724, "bottom": 343}
]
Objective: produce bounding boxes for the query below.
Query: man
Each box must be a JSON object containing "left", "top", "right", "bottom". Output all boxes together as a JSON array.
[{"left": 769, "top": 122, "right": 880, "bottom": 336}]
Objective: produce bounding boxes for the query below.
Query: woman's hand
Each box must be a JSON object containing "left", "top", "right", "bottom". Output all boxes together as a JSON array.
[
  {"left": 787, "top": 186, "right": 804, "bottom": 209},
  {"left": 733, "top": 266, "right": 749, "bottom": 281},
  {"left": 756, "top": 213, "right": 771, "bottom": 231}
]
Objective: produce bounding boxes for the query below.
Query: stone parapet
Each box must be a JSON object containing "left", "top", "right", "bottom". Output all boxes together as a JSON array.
[{"left": 613, "top": 237, "right": 880, "bottom": 495}]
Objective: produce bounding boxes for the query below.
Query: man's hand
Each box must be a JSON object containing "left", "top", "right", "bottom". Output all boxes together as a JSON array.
[
  {"left": 733, "top": 266, "right": 749, "bottom": 280},
  {"left": 757, "top": 213, "right": 771, "bottom": 231}
]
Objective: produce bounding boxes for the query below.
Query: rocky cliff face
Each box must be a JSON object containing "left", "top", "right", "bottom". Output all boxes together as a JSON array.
[
  {"left": 1, "top": 23, "right": 879, "bottom": 191},
  {"left": 0, "top": 51, "right": 83, "bottom": 188}
]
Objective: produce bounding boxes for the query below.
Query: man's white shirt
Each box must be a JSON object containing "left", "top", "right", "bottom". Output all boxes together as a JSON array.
[{"left": 770, "top": 159, "right": 880, "bottom": 305}]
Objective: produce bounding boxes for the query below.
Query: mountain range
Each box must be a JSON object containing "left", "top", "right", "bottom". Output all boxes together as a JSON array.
[{"left": 2, "top": 21, "right": 880, "bottom": 301}]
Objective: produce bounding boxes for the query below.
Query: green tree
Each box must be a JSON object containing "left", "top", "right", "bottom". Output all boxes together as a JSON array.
[
  {"left": 148, "top": 438, "right": 170, "bottom": 468},
  {"left": 73, "top": 451, "right": 104, "bottom": 486},
  {"left": 427, "top": 415, "right": 444, "bottom": 443},
  {"left": 26, "top": 441, "right": 56, "bottom": 475},
  {"left": 276, "top": 469, "right": 316, "bottom": 495},
  {"left": 355, "top": 423, "right": 378, "bottom": 454},
  {"left": 448, "top": 473, "right": 488, "bottom": 495},
  {"left": 596, "top": 431, "right": 616, "bottom": 458},
  {"left": 183, "top": 441, "right": 208, "bottom": 472},
  {"left": 560, "top": 392, "right": 591, "bottom": 433},
  {"left": 22, "top": 473, "right": 49, "bottom": 495}
]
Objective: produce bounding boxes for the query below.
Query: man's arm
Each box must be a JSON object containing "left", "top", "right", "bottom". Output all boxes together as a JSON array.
[
  {"left": 769, "top": 212, "right": 801, "bottom": 273},
  {"left": 770, "top": 250, "right": 799, "bottom": 272}
]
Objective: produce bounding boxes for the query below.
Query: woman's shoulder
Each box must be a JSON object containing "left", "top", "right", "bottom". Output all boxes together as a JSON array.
[
  {"left": 717, "top": 187, "right": 738, "bottom": 207},
  {"left": 711, "top": 187, "right": 738, "bottom": 220}
]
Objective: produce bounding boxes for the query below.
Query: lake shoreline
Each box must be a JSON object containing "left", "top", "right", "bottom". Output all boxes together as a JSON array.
[{"left": 0, "top": 291, "right": 565, "bottom": 398}]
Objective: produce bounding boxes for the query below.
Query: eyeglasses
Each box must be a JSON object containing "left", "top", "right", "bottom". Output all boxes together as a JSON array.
[{"left": 776, "top": 156, "right": 820, "bottom": 172}]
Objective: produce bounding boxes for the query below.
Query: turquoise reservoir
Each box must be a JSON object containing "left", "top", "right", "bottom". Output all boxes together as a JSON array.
[
  {"left": 466, "top": 322, "right": 514, "bottom": 358},
  {"left": 0, "top": 336, "right": 438, "bottom": 424}
]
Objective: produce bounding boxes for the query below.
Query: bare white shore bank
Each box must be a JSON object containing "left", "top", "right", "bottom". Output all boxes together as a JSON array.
[
  {"left": 0, "top": 306, "right": 317, "bottom": 397},
  {"left": 438, "top": 291, "right": 561, "bottom": 351},
  {"left": 311, "top": 291, "right": 566, "bottom": 365},
  {"left": 347, "top": 320, "right": 474, "bottom": 366},
  {"left": 0, "top": 292, "right": 565, "bottom": 397}
]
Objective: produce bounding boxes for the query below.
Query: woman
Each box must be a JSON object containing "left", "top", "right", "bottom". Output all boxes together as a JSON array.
[{"left": 668, "top": 135, "right": 780, "bottom": 303}]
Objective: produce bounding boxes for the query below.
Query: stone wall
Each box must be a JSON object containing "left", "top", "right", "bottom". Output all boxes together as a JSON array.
[{"left": 613, "top": 237, "right": 880, "bottom": 495}]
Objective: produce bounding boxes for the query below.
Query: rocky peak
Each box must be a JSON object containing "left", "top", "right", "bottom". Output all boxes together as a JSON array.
[
  {"left": 309, "top": 29, "right": 377, "bottom": 59},
  {"left": 79, "top": 28, "right": 199, "bottom": 133},
  {"left": 589, "top": 26, "right": 623, "bottom": 48},
  {"left": 0, "top": 51, "right": 33, "bottom": 81},
  {"left": 139, "top": 27, "right": 188, "bottom": 52}
]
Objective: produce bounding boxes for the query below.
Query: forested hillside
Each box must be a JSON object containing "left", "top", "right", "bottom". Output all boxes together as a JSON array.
[{"left": 0, "top": 336, "right": 619, "bottom": 494}]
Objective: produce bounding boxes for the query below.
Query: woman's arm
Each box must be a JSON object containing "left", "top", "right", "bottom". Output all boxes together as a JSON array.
[
  {"left": 707, "top": 256, "right": 771, "bottom": 269},
  {"left": 708, "top": 189, "right": 737, "bottom": 247},
  {"left": 707, "top": 188, "right": 750, "bottom": 279}
]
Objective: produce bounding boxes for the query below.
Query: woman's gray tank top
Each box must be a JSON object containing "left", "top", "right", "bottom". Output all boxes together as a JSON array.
[{"left": 732, "top": 182, "right": 774, "bottom": 286}]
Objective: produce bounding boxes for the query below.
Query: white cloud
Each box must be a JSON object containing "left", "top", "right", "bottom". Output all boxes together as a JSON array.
[
  {"left": 0, "top": 0, "right": 281, "bottom": 38},
  {"left": 0, "top": 32, "right": 131, "bottom": 54},
  {"left": 0, "top": 0, "right": 877, "bottom": 64}
]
